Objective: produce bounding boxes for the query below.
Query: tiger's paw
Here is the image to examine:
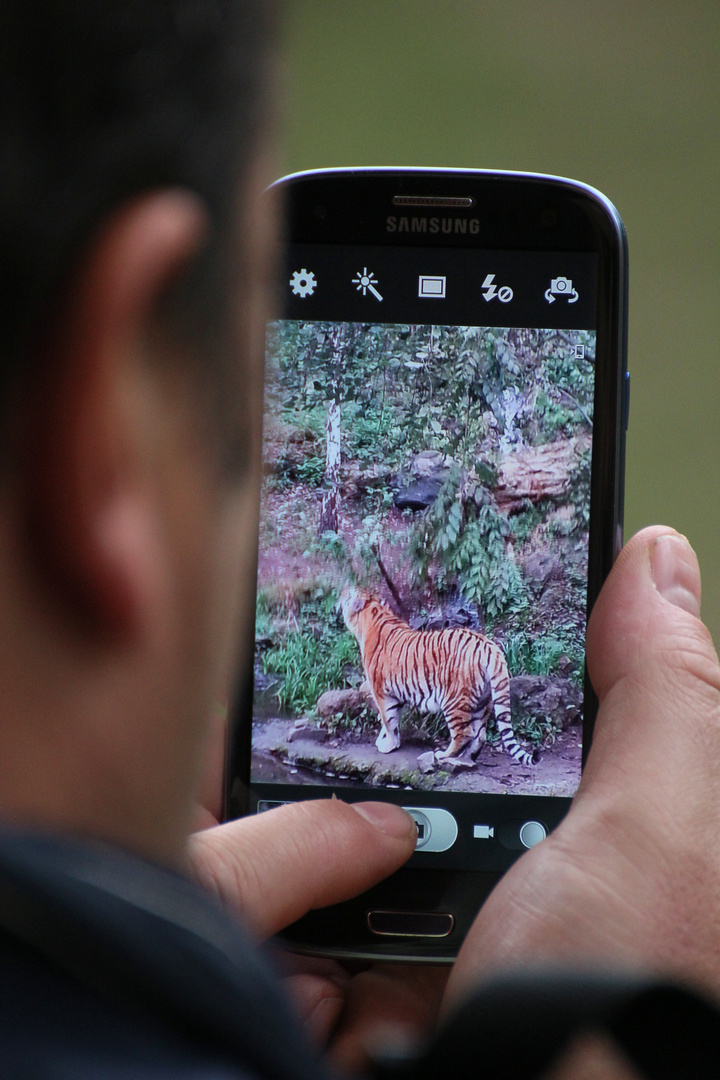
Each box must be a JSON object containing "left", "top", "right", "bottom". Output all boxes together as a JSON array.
[
  {"left": 435, "top": 746, "right": 463, "bottom": 762},
  {"left": 375, "top": 729, "right": 401, "bottom": 753}
]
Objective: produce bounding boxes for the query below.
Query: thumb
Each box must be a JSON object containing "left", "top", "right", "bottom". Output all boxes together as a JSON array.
[
  {"left": 447, "top": 527, "right": 720, "bottom": 1004},
  {"left": 581, "top": 525, "right": 717, "bottom": 805},
  {"left": 587, "top": 524, "right": 703, "bottom": 699},
  {"left": 187, "top": 799, "right": 417, "bottom": 939}
]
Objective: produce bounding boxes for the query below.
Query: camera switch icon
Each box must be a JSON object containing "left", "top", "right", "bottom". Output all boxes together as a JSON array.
[{"left": 545, "top": 276, "right": 579, "bottom": 303}]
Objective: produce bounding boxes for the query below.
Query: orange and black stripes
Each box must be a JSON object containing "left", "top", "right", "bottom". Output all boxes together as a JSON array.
[{"left": 340, "top": 587, "right": 536, "bottom": 768}]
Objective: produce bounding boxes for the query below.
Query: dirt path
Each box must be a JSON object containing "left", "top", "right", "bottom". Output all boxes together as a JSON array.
[{"left": 252, "top": 717, "right": 581, "bottom": 797}]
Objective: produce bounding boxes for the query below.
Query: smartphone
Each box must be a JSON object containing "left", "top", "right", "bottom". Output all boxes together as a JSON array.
[{"left": 226, "top": 168, "right": 628, "bottom": 962}]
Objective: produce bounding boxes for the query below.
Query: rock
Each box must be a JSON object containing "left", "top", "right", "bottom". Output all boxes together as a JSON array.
[
  {"left": 342, "top": 461, "right": 394, "bottom": 499},
  {"left": 394, "top": 450, "right": 496, "bottom": 512},
  {"left": 556, "top": 655, "right": 576, "bottom": 679},
  {"left": 394, "top": 476, "right": 444, "bottom": 511},
  {"left": 411, "top": 450, "right": 455, "bottom": 478},
  {"left": 316, "top": 686, "right": 373, "bottom": 721},
  {"left": 287, "top": 725, "right": 328, "bottom": 744},
  {"left": 411, "top": 601, "right": 480, "bottom": 632},
  {"left": 263, "top": 420, "right": 319, "bottom": 481},
  {"left": 417, "top": 751, "right": 437, "bottom": 774},
  {"left": 522, "top": 551, "right": 564, "bottom": 593},
  {"left": 394, "top": 450, "right": 458, "bottom": 511},
  {"left": 440, "top": 756, "right": 475, "bottom": 775},
  {"left": 510, "top": 675, "right": 582, "bottom": 729}
]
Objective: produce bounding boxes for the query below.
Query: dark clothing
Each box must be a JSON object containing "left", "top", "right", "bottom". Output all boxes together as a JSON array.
[
  {"left": 0, "top": 829, "right": 717, "bottom": 1079},
  {"left": 0, "top": 829, "right": 328, "bottom": 1079}
]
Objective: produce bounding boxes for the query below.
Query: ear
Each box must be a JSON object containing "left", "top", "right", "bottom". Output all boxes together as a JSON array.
[
  {"left": 344, "top": 588, "right": 367, "bottom": 619},
  {"left": 19, "top": 190, "right": 209, "bottom": 640}
]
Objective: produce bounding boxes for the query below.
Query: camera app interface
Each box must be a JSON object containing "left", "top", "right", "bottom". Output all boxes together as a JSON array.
[{"left": 250, "top": 244, "right": 598, "bottom": 805}]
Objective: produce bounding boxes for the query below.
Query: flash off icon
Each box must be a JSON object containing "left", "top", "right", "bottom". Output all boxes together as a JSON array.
[{"left": 482, "top": 273, "right": 513, "bottom": 303}]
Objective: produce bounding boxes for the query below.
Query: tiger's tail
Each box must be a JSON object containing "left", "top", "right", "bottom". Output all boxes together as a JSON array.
[{"left": 488, "top": 652, "right": 538, "bottom": 768}]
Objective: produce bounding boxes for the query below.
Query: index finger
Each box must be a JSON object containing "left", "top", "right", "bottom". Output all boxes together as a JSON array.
[{"left": 188, "top": 799, "right": 417, "bottom": 938}]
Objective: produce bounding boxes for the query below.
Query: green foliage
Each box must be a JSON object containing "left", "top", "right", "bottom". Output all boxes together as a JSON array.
[
  {"left": 403, "top": 706, "right": 447, "bottom": 744},
  {"left": 509, "top": 503, "right": 545, "bottom": 542},
  {"left": 343, "top": 401, "right": 408, "bottom": 469},
  {"left": 321, "top": 702, "right": 378, "bottom": 738},
  {"left": 262, "top": 619, "right": 357, "bottom": 716},
  {"left": 568, "top": 446, "right": 592, "bottom": 532},
  {"left": 512, "top": 711, "right": 563, "bottom": 748},
  {"left": 452, "top": 510, "right": 526, "bottom": 620},
  {"left": 262, "top": 321, "right": 594, "bottom": 688},
  {"left": 504, "top": 629, "right": 584, "bottom": 683},
  {"left": 294, "top": 454, "right": 326, "bottom": 486},
  {"left": 269, "top": 451, "right": 325, "bottom": 490},
  {"left": 481, "top": 706, "right": 558, "bottom": 750},
  {"left": 351, "top": 510, "right": 399, "bottom": 579},
  {"left": 266, "top": 322, "right": 594, "bottom": 461},
  {"left": 254, "top": 590, "right": 274, "bottom": 640},
  {"left": 537, "top": 332, "right": 594, "bottom": 437},
  {"left": 306, "top": 530, "right": 350, "bottom": 565},
  {"left": 411, "top": 473, "right": 527, "bottom": 622}
]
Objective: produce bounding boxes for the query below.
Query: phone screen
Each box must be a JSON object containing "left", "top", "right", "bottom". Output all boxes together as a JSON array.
[{"left": 234, "top": 233, "right": 607, "bottom": 877}]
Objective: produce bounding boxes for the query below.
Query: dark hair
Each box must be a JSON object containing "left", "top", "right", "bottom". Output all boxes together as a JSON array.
[{"left": 0, "top": 0, "right": 274, "bottom": 435}]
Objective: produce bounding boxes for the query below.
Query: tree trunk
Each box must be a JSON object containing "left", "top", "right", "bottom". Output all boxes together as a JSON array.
[
  {"left": 319, "top": 398, "right": 341, "bottom": 533},
  {"left": 318, "top": 326, "right": 345, "bottom": 535},
  {"left": 372, "top": 542, "right": 408, "bottom": 619}
]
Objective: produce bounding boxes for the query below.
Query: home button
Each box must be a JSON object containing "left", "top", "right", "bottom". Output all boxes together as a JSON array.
[{"left": 367, "top": 910, "right": 455, "bottom": 938}]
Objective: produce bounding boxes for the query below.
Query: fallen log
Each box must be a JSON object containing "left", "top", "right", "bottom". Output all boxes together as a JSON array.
[{"left": 494, "top": 434, "right": 590, "bottom": 512}]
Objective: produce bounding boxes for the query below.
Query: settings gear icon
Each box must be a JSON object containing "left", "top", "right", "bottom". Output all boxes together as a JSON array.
[{"left": 290, "top": 268, "right": 317, "bottom": 298}]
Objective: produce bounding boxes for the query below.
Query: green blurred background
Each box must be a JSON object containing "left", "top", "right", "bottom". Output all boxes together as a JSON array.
[{"left": 279, "top": 0, "right": 720, "bottom": 643}]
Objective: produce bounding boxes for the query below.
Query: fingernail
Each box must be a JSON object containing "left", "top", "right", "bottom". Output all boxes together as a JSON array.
[
  {"left": 350, "top": 801, "right": 416, "bottom": 839},
  {"left": 650, "top": 533, "right": 701, "bottom": 618}
]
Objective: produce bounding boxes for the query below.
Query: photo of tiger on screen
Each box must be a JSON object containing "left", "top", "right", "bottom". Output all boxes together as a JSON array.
[
  {"left": 340, "top": 585, "right": 537, "bottom": 768},
  {"left": 252, "top": 322, "right": 593, "bottom": 797}
]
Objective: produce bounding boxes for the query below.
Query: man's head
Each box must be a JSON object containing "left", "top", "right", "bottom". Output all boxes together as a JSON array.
[{"left": 0, "top": 0, "right": 277, "bottom": 863}]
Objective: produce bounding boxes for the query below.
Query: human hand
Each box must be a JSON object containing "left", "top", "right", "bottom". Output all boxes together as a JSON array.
[
  {"left": 189, "top": 798, "right": 416, "bottom": 940},
  {"left": 189, "top": 797, "right": 447, "bottom": 1068},
  {"left": 446, "top": 526, "right": 720, "bottom": 1008}
]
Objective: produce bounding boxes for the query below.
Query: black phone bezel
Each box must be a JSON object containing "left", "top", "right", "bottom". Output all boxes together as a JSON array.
[{"left": 226, "top": 168, "right": 628, "bottom": 962}]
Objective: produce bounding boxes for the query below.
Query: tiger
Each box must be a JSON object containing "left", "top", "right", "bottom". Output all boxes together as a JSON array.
[{"left": 340, "top": 586, "right": 536, "bottom": 767}]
